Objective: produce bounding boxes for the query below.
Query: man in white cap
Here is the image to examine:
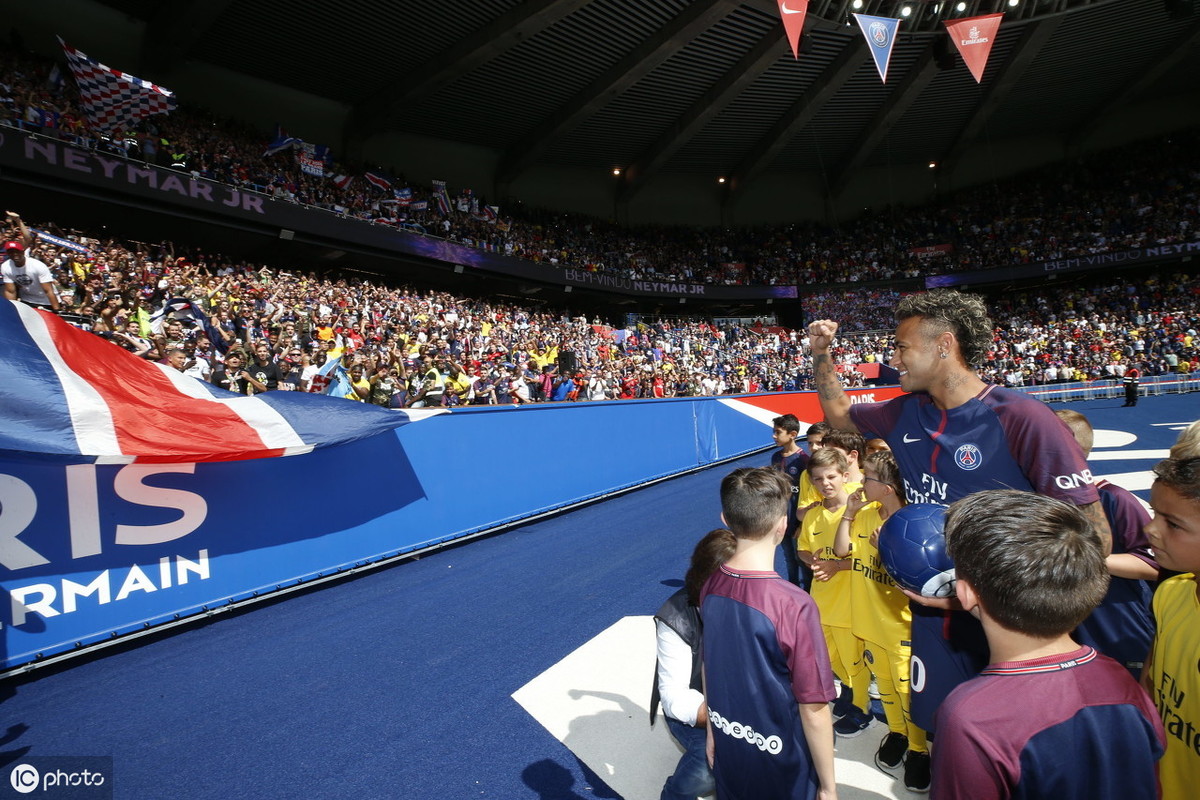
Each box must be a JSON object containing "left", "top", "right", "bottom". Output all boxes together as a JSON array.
[{"left": 2, "top": 240, "right": 60, "bottom": 312}]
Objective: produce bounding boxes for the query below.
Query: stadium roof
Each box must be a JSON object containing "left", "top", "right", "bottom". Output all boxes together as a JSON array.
[{"left": 68, "top": 0, "right": 1200, "bottom": 212}]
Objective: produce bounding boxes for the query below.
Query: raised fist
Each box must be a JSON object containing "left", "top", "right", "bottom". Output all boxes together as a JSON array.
[{"left": 807, "top": 319, "right": 839, "bottom": 353}]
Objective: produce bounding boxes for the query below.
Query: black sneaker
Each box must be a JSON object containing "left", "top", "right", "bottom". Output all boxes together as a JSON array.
[
  {"left": 904, "top": 750, "right": 931, "bottom": 793},
  {"left": 831, "top": 683, "right": 855, "bottom": 719},
  {"left": 874, "top": 732, "right": 908, "bottom": 771},
  {"left": 832, "top": 707, "right": 872, "bottom": 738}
]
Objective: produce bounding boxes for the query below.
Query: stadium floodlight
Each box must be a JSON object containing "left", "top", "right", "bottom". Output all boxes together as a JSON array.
[{"left": 900, "top": 5, "right": 913, "bottom": 17}]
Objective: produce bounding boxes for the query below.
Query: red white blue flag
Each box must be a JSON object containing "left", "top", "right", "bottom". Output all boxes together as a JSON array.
[
  {"left": 364, "top": 171, "right": 393, "bottom": 191},
  {"left": 0, "top": 301, "right": 441, "bottom": 463},
  {"left": 59, "top": 38, "right": 176, "bottom": 134},
  {"left": 150, "top": 296, "right": 231, "bottom": 354},
  {"left": 264, "top": 124, "right": 301, "bottom": 156},
  {"left": 853, "top": 14, "right": 901, "bottom": 83},
  {"left": 432, "top": 179, "right": 452, "bottom": 216}
]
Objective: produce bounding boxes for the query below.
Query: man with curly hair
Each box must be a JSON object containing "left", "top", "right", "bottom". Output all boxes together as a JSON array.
[
  {"left": 806, "top": 289, "right": 1112, "bottom": 787},
  {"left": 807, "top": 289, "right": 1107, "bottom": 540}
]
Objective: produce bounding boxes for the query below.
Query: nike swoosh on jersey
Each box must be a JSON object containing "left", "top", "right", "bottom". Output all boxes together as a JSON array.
[
  {"left": 780, "top": 1, "right": 806, "bottom": 13},
  {"left": 903, "top": 434, "right": 921, "bottom": 443}
]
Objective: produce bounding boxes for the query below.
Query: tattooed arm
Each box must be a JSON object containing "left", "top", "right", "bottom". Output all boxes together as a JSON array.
[
  {"left": 807, "top": 319, "right": 857, "bottom": 432},
  {"left": 1078, "top": 499, "right": 1114, "bottom": 557}
]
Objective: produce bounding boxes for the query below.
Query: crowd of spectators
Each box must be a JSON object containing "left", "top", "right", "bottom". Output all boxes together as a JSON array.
[
  {"left": 3, "top": 38, "right": 1199, "bottom": 401},
  {"left": 985, "top": 272, "right": 1199, "bottom": 386},
  {"left": 3, "top": 207, "right": 1197, "bottom": 409},
  {"left": 3, "top": 41, "right": 1197, "bottom": 292}
]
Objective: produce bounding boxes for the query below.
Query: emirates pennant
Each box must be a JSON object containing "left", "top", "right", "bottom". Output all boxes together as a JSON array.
[
  {"left": 853, "top": 14, "right": 901, "bottom": 84},
  {"left": 944, "top": 13, "right": 1004, "bottom": 83},
  {"left": 777, "top": 0, "right": 809, "bottom": 59}
]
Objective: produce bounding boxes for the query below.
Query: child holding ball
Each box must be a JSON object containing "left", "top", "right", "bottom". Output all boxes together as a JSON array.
[{"left": 833, "top": 450, "right": 930, "bottom": 792}]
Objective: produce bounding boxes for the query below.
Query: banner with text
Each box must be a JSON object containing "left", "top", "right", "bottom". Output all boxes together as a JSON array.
[
  {"left": 945, "top": 14, "right": 1003, "bottom": 83},
  {"left": 0, "top": 388, "right": 894, "bottom": 671},
  {"left": 0, "top": 129, "right": 795, "bottom": 301}
]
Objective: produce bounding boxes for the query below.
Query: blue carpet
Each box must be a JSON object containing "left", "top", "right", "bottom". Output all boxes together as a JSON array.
[{"left": 0, "top": 393, "right": 1192, "bottom": 799}]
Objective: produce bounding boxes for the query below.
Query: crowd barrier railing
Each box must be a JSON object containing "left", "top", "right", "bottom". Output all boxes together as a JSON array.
[{"left": 1011, "top": 370, "right": 1199, "bottom": 403}]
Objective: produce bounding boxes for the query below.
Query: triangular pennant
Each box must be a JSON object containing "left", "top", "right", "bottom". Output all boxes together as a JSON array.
[
  {"left": 944, "top": 13, "right": 1003, "bottom": 83},
  {"left": 853, "top": 14, "right": 901, "bottom": 83},
  {"left": 777, "top": 0, "right": 810, "bottom": 59}
]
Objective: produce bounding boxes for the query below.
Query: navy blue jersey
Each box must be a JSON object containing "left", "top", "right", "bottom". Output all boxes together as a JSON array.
[
  {"left": 908, "top": 604, "right": 989, "bottom": 733},
  {"left": 932, "top": 646, "right": 1165, "bottom": 800},
  {"left": 850, "top": 384, "right": 1098, "bottom": 508},
  {"left": 771, "top": 449, "right": 809, "bottom": 532},
  {"left": 701, "top": 566, "right": 835, "bottom": 800},
  {"left": 851, "top": 385, "right": 1100, "bottom": 733},
  {"left": 1073, "top": 480, "right": 1156, "bottom": 678}
]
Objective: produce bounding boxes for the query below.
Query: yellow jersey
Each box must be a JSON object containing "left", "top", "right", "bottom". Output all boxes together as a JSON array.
[
  {"left": 1149, "top": 573, "right": 1200, "bottom": 798},
  {"left": 845, "top": 504, "right": 912, "bottom": 649},
  {"left": 798, "top": 502, "right": 852, "bottom": 628}
]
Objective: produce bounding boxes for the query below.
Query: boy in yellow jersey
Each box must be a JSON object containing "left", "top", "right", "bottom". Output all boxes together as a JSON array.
[
  {"left": 834, "top": 450, "right": 931, "bottom": 792},
  {"left": 798, "top": 448, "right": 873, "bottom": 738},
  {"left": 1143, "top": 455, "right": 1200, "bottom": 798},
  {"left": 797, "top": 422, "right": 831, "bottom": 514},
  {"left": 796, "top": 422, "right": 832, "bottom": 592},
  {"left": 822, "top": 428, "right": 866, "bottom": 486}
]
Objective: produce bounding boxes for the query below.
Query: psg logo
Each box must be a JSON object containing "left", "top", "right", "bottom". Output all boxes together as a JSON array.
[
  {"left": 869, "top": 22, "right": 890, "bottom": 47},
  {"left": 954, "top": 443, "right": 983, "bottom": 471}
]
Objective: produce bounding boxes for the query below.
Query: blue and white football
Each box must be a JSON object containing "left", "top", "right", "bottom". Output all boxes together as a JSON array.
[{"left": 878, "top": 503, "right": 956, "bottom": 598}]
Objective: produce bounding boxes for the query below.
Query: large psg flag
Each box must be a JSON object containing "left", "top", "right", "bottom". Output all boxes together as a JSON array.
[{"left": 0, "top": 300, "right": 437, "bottom": 463}]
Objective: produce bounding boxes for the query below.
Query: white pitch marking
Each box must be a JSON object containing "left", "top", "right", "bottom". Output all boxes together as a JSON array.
[
  {"left": 512, "top": 616, "right": 678, "bottom": 799},
  {"left": 1087, "top": 449, "right": 1170, "bottom": 461},
  {"left": 716, "top": 398, "right": 786, "bottom": 427},
  {"left": 1091, "top": 429, "right": 1138, "bottom": 448},
  {"left": 1094, "top": 470, "right": 1156, "bottom": 496}
]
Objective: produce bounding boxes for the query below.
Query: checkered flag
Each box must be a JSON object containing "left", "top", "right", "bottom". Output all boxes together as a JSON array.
[{"left": 59, "top": 38, "right": 176, "bottom": 134}]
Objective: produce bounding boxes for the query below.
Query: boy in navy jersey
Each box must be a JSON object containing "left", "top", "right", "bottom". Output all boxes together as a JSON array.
[
  {"left": 771, "top": 413, "right": 809, "bottom": 586},
  {"left": 1055, "top": 409, "right": 1158, "bottom": 678},
  {"left": 933, "top": 490, "right": 1164, "bottom": 799},
  {"left": 701, "top": 468, "right": 837, "bottom": 800}
]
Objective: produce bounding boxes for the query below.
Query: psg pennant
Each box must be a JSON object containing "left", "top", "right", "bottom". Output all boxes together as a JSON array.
[
  {"left": 853, "top": 14, "right": 901, "bottom": 84},
  {"left": 777, "top": 0, "right": 809, "bottom": 59},
  {"left": 944, "top": 14, "right": 1004, "bottom": 83}
]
